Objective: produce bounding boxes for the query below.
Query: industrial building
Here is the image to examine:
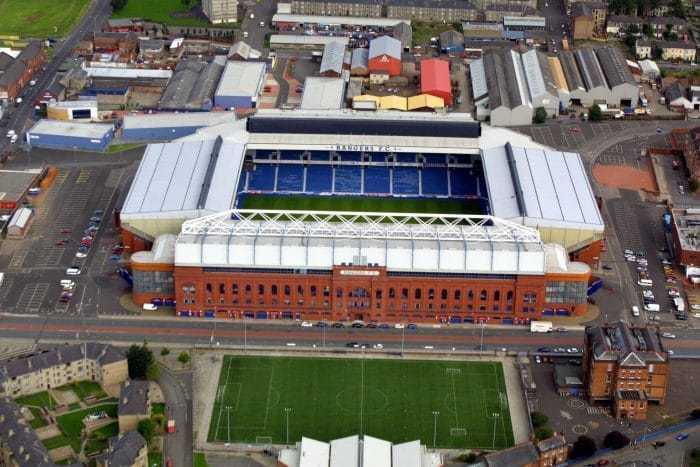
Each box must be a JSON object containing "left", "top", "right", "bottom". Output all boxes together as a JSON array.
[
  {"left": 300, "top": 77, "right": 346, "bottom": 110},
  {"left": 670, "top": 208, "right": 700, "bottom": 276},
  {"left": 213, "top": 61, "right": 266, "bottom": 109},
  {"left": 368, "top": 35, "right": 402, "bottom": 76},
  {"left": 420, "top": 59, "right": 452, "bottom": 105},
  {"left": 27, "top": 120, "right": 115, "bottom": 152},
  {"left": 46, "top": 100, "right": 99, "bottom": 121},
  {"left": 202, "top": 0, "right": 238, "bottom": 23},
  {"left": 269, "top": 35, "right": 350, "bottom": 51},
  {"left": 574, "top": 48, "right": 610, "bottom": 104},
  {"left": 271, "top": 14, "right": 410, "bottom": 30},
  {"left": 595, "top": 47, "right": 638, "bottom": 107},
  {"left": 319, "top": 40, "right": 346, "bottom": 77},
  {"left": 6, "top": 207, "right": 33, "bottom": 238},
  {"left": 121, "top": 112, "right": 234, "bottom": 142},
  {"left": 350, "top": 48, "right": 369, "bottom": 76},
  {"left": 278, "top": 435, "right": 442, "bottom": 467},
  {"left": 119, "top": 110, "right": 604, "bottom": 323},
  {"left": 159, "top": 57, "right": 227, "bottom": 111},
  {"left": 521, "top": 49, "right": 559, "bottom": 117},
  {"left": 0, "top": 168, "right": 43, "bottom": 214}
]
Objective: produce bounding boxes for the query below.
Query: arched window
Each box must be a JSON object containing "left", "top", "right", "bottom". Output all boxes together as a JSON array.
[
  {"left": 310, "top": 286, "right": 317, "bottom": 296},
  {"left": 258, "top": 284, "right": 265, "bottom": 296},
  {"left": 271, "top": 285, "right": 278, "bottom": 296},
  {"left": 441, "top": 289, "right": 448, "bottom": 300},
  {"left": 467, "top": 290, "right": 474, "bottom": 301},
  {"left": 284, "top": 285, "right": 291, "bottom": 296},
  {"left": 232, "top": 283, "right": 239, "bottom": 294},
  {"left": 494, "top": 290, "right": 500, "bottom": 302},
  {"left": 454, "top": 289, "right": 461, "bottom": 300},
  {"left": 506, "top": 291, "right": 514, "bottom": 304},
  {"left": 402, "top": 288, "right": 409, "bottom": 299},
  {"left": 245, "top": 284, "right": 252, "bottom": 293},
  {"left": 297, "top": 285, "right": 304, "bottom": 296},
  {"left": 336, "top": 287, "right": 343, "bottom": 298},
  {"left": 480, "top": 289, "right": 488, "bottom": 301},
  {"left": 428, "top": 288, "right": 435, "bottom": 300},
  {"left": 389, "top": 288, "right": 396, "bottom": 298},
  {"left": 415, "top": 288, "right": 422, "bottom": 300}
]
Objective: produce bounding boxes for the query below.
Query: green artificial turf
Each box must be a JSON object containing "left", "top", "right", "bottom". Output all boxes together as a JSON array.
[
  {"left": 112, "top": 0, "right": 210, "bottom": 27},
  {"left": 207, "top": 356, "right": 513, "bottom": 449},
  {"left": 0, "top": 0, "right": 90, "bottom": 37}
]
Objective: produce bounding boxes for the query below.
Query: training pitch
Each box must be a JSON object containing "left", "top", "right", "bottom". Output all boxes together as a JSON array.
[
  {"left": 208, "top": 356, "right": 514, "bottom": 449},
  {"left": 0, "top": 0, "right": 90, "bottom": 37},
  {"left": 240, "top": 194, "right": 484, "bottom": 216}
]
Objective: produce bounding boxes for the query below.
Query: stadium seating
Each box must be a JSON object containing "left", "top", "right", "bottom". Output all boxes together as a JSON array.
[
  {"left": 422, "top": 153, "right": 447, "bottom": 165},
  {"left": 421, "top": 168, "right": 448, "bottom": 196},
  {"left": 306, "top": 165, "right": 333, "bottom": 193},
  {"left": 334, "top": 167, "right": 362, "bottom": 193},
  {"left": 393, "top": 167, "right": 419, "bottom": 195},
  {"left": 247, "top": 165, "right": 276, "bottom": 191},
  {"left": 280, "top": 150, "right": 303, "bottom": 160},
  {"left": 450, "top": 168, "right": 476, "bottom": 196},
  {"left": 276, "top": 165, "right": 305, "bottom": 192},
  {"left": 254, "top": 150, "right": 274, "bottom": 159},
  {"left": 370, "top": 153, "right": 388, "bottom": 162},
  {"left": 396, "top": 154, "right": 416, "bottom": 163},
  {"left": 364, "top": 167, "right": 391, "bottom": 194},
  {"left": 309, "top": 151, "right": 331, "bottom": 161},
  {"left": 337, "top": 152, "right": 361, "bottom": 162}
]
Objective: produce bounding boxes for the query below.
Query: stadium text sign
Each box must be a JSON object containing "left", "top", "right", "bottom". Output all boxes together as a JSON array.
[
  {"left": 334, "top": 144, "right": 396, "bottom": 152},
  {"left": 340, "top": 270, "right": 380, "bottom": 276}
]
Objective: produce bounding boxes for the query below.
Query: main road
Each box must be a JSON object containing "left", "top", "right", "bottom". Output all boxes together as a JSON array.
[{"left": 2, "top": 315, "right": 699, "bottom": 356}]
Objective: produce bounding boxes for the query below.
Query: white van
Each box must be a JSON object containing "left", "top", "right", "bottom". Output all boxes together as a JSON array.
[
  {"left": 631, "top": 305, "right": 640, "bottom": 317},
  {"left": 638, "top": 279, "right": 653, "bottom": 287},
  {"left": 644, "top": 303, "right": 660, "bottom": 312},
  {"left": 60, "top": 279, "right": 75, "bottom": 288},
  {"left": 142, "top": 303, "right": 157, "bottom": 311}
]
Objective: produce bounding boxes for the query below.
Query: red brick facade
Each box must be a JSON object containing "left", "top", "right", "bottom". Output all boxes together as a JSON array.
[{"left": 171, "top": 264, "right": 589, "bottom": 322}]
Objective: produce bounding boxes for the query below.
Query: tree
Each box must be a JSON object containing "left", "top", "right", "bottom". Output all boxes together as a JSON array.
[
  {"left": 111, "top": 0, "right": 128, "bottom": 11},
  {"left": 138, "top": 418, "right": 156, "bottom": 444},
  {"left": 642, "top": 23, "right": 652, "bottom": 36},
  {"left": 160, "top": 347, "right": 170, "bottom": 356},
  {"left": 571, "top": 435, "right": 597, "bottom": 459},
  {"left": 531, "top": 411, "right": 549, "bottom": 429},
  {"left": 181, "top": 0, "right": 192, "bottom": 7},
  {"left": 589, "top": 104, "right": 603, "bottom": 122},
  {"left": 178, "top": 351, "right": 190, "bottom": 365},
  {"left": 652, "top": 46, "right": 663, "bottom": 60},
  {"left": 533, "top": 107, "right": 547, "bottom": 124},
  {"left": 627, "top": 24, "right": 640, "bottom": 35},
  {"left": 146, "top": 363, "right": 160, "bottom": 380},
  {"left": 690, "top": 408, "right": 700, "bottom": 419},
  {"left": 604, "top": 431, "right": 630, "bottom": 450},
  {"left": 126, "top": 344, "right": 154, "bottom": 379},
  {"left": 535, "top": 427, "right": 554, "bottom": 441}
]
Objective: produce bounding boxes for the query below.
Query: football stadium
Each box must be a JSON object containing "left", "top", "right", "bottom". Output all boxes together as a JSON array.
[{"left": 119, "top": 110, "right": 604, "bottom": 324}]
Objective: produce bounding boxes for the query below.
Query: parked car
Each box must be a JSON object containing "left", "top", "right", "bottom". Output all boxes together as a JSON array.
[
  {"left": 66, "top": 267, "right": 81, "bottom": 276},
  {"left": 661, "top": 332, "right": 676, "bottom": 339},
  {"left": 332, "top": 322, "right": 344, "bottom": 328},
  {"left": 676, "top": 433, "right": 689, "bottom": 441},
  {"left": 301, "top": 321, "right": 313, "bottom": 327}
]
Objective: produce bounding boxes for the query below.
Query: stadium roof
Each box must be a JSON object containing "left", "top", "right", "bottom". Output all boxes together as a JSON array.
[
  {"left": 272, "top": 14, "right": 410, "bottom": 27},
  {"left": 28, "top": 120, "right": 114, "bottom": 139},
  {"left": 300, "top": 77, "right": 346, "bottom": 110},
  {"left": 215, "top": 61, "right": 266, "bottom": 98},
  {"left": 320, "top": 40, "right": 346, "bottom": 75},
  {"left": 123, "top": 112, "right": 234, "bottom": 130},
  {"left": 299, "top": 437, "right": 330, "bottom": 467},
  {"left": 363, "top": 436, "right": 391, "bottom": 467},
  {"left": 369, "top": 35, "right": 401, "bottom": 60},
  {"left": 176, "top": 210, "right": 553, "bottom": 275},
  {"left": 121, "top": 137, "right": 242, "bottom": 222},
  {"left": 483, "top": 143, "right": 603, "bottom": 231},
  {"left": 329, "top": 436, "right": 359, "bottom": 467}
]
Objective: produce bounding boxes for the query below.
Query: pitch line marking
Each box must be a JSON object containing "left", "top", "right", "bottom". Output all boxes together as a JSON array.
[{"left": 262, "top": 366, "right": 275, "bottom": 430}]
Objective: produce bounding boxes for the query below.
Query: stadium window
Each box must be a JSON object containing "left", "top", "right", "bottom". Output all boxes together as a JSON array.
[
  {"left": 324, "top": 286, "right": 330, "bottom": 297},
  {"left": 494, "top": 290, "right": 500, "bottom": 302},
  {"left": 232, "top": 283, "right": 239, "bottom": 294},
  {"left": 454, "top": 289, "right": 461, "bottom": 301},
  {"left": 310, "top": 286, "right": 317, "bottom": 296},
  {"left": 467, "top": 290, "right": 474, "bottom": 301},
  {"left": 258, "top": 284, "right": 265, "bottom": 296},
  {"left": 428, "top": 303, "right": 433, "bottom": 310},
  {"left": 524, "top": 292, "right": 537, "bottom": 304},
  {"left": 336, "top": 288, "right": 343, "bottom": 298},
  {"left": 441, "top": 289, "right": 448, "bottom": 300},
  {"left": 389, "top": 288, "right": 395, "bottom": 299},
  {"left": 506, "top": 291, "right": 514, "bottom": 304},
  {"left": 297, "top": 285, "right": 304, "bottom": 296},
  {"left": 467, "top": 304, "right": 473, "bottom": 311},
  {"left": 376, "top": 289, "right": 382, "bottom": 299},
  {"left": 414, "top": 288, "right": 422, "bottom": 299},
  {"left": 245, "top": 284, "right": 252, "bottom": 293},
  {"left": 402, "top": 288, "right": 409, "bottom": 299},
  {"left": 284, "top": 285, "right": 291, "bottom": 296},
  {"left": 480, "top": 289, "right": 487, "bottom": 301},
  {"left": 428, "top": 288, "right": 435, "bottom": 300},
  {"left": 219, "top": 284, "right": 225, "bottom": 295},
  {"left": 479, "top": 305, "right": 486, "bottom": 312},
  {"left": 271, "top": 285, "right": 278, "bottom": 296}
]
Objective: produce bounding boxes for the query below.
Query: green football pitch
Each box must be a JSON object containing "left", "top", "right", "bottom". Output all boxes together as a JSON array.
[
  {"left": 208, "top": 356, "right": 514, "bottom": 449},
  {"left": 0, "top": 0, "right": 90, "bottom": 37},
  {"left": 240, "top": 194, "right": 484, "bottom": 216}
]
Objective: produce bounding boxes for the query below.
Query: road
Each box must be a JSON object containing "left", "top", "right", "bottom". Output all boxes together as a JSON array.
[
  {"left": 159, "top": 365, "right": 193, "bottom": 467},
  {"left": 3, "top": 315, "right": 700, "bottom": 356},
  {"left": 0, "top": 0, "right": 112, "bottom": 153}
]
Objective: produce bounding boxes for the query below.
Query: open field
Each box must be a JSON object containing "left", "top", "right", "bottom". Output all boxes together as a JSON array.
[
  {"left": 0, "top": 0, "right": 90, "bottom": 37},
  {"left": 208, "top": 356, "right": 514, "bottom": 449},
  {"left": 112, "top": 0, "right": 211, "bottom": 27},
  {"left": 240, "top": 194, "right": 484, "bottom": 216}
]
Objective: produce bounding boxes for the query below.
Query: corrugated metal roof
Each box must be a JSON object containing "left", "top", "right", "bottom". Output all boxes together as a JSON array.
[
  {"left": 363, "top": 437, "right": 391, "bottom": 467},
  {"left": 215, "top": 61, "right": 266, "bottom": 98},
  {"left": 547, "top": 56, "right": 569, "bottom": 92},
  {"left": 503, "top": 16, "right": 546, "bottom": 27},
  {"left": 574, "top": 48, "right": 608, "bottom": 90},
  {"left": 521, "top": 49, "right": 547, "bottom": 99},
  {"left": 595, "top": 47, "right": 636, "bottom": 88},
  {"left": 28, "top": 120, "right": 114, "bottom": 139},
  {"left": 379, "top": 94, "right": 407, "bottom": 110},
  {"left": 557, "top": 50, "right": 585, "bottom": 91},
  {"left": 369, "top": 35, "right": 401, "bottom": 60},
  {"left": 123, "top": 112, "right": 234, "bottom": 129},
  {"left": 509, "top": 50, "right": 531, "bottom": 107},
  {"left": 350, "top": 48, "right": 369, "bottom": 70},
  {"left": 8, "top": 207, "right": 32, "bottom": 230},
  {"left": 272, "top": 14, "right": 410, "bottom": 27},
  {"left": 270, "top": 35, "right": 350, "bottom": 47},
  {"left": 300, "top": 77, "right": 346, "bottom": 110},
  {"left": 420, "top": 58, "right": 450, "bottom": 94},
  {"left": 320, "top": 40, "right": 346, "bottom": 75},
  {"left": 470, "top": 58, "right": 488, "bottom": 101},
  {"left": 407, "top": 93, "right": 444, "bottom": 109},
  {"left": 83, "top": 66, "right": 172, "bottom": 80}
]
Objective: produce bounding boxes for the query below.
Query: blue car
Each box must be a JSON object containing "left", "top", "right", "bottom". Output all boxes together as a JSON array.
[
  {"left": 407, "top": 323, "right": 418, "bottom": 330},
  {"left": 675, "top": 433, "right": 689, "bottom": 441}
]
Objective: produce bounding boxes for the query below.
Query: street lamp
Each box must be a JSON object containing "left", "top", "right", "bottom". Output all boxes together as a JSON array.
[
  {"left": 432, "top": 411, "right": 440, "bottom": 448},
  {"left": 284, "top": 407, "right": 292, "bottom": 444}
]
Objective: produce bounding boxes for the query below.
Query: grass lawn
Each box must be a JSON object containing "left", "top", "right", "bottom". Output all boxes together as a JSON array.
[
  {"left": 85, "top": 438, "right": 108, "bottom": 456},
  {"left": 412, "top": 22, "right": 459, "bottom": 47},
  {"left": 90, "top": 421, "right": 119, "bottom": 441},
  {"left": 16, "top": 391, "right": 54, "bottom": 408},
  {"left": 208, "top": 356, "right": 513, "bottom": 449},
  {"left": 0, "top": 0, "right": 90, "bottom": 37},
  {"left": 42, "top": 434, "right": 71, "bottom": 450},
  {"left": 112, "top": 0, "right": 210, "bottom": 27},
  {"left": 57, "top": 403, "right": 118, "bottom": 452},
  {"left": 240, "top": 194, "right": 483, "bottom": 216},
  {"left": 194, "top": 452, "right": 209, "bottom": 467},
  {"left": 29, "top": 406, "right": 47, "bottom": 428},
  {"left": 59, "top": 381, "right": 107, "bottom": 401},
  {"left": 152, "top": 402, "right": 166, "bottom": 416},
  {"left": 106, "top": 142, "right": 146, "bottom": 154}
]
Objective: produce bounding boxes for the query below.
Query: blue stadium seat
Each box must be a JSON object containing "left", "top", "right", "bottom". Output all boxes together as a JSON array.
[
  {"left": 334, "top": 167, "right": 362, "bottom": 193},
  {"left": 237, "top": 172, "right": 247, "bottom": 192},
  {"left": 370, "top": 153, "right": 388, "bottom": 162},
  {"left": 247, "top": 165, "right": 276, "bottom": 191},
  {"left": 306, "top": 166, "right": 333, "bottom": 193},
  {"left": 396, "top": 154, "right": 416, "bottom": 163},
  {"left": 280, "top": 150, "right": 303, "bottom": 160},
  {"left": 338, "top": 152, "right": 361, "bottom": 162},
  {"left": 422, "top": 153, "right": 447, "bottom": 164},
  {"left": 422, "top": 168, "right": 448, "bottom": 195},
  {"left": 276, "top": 165, "right": 305, "bottom": 192},
  {"left": 364, "top": 167, "right": 390, "bottom": 194},
  {"left": 255, "top": 150, "right": 274, "bottom": 159},
  {"left": 393, "top": 167, "right": 419, "bottom": 195},
  {"left": 477, "top": 171, "right": 486, "bottom": 197},
  {"left": 309, "top": 151, "right": 331, "bottom": 161},
  {"left": 450, "top": 168, "right": 476, "bottom": 196}
]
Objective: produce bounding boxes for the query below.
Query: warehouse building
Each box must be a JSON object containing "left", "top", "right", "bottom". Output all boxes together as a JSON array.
[
  {"left": 595, "top": 47, "right": 639, "bottom": 108},
  {"left": 480, "top": 50, "right": 534, "bottom": 126},
  {"left": 558, "top": 50, "right": 587, "bottom": 106},
  {"left": 300, "top": 77, "right": 346, "bottom": 110},
  {"left": 521, "top": 50, "right": 559, "bottom": 116},
  {"left": 214, "top": 61, "right": 266, "bottom": 109},
  {"left": 319, "top": 40, "right": 346, "bottom": 78},
  {"left": 350, "top": 48, "right": 369, "bottom": 76},
  {"left": 0, "top": 168, "right": 43, "bottom": 214},
  {"left": 46, "top": 100, "right": 99, "bottom": 121},
  {"left": 272, "top": 14, "right": 410, "bottom": 31},
  {"left": 159, "top": 57, "right": 227, "bottom": 111},
  {"left": 574, "top": 48, "right": 610, "bottom": 105},
  {"left": 393, "top": 22, "right": 413, "bottom": 51},
  {"left": 420, "top": 59, "right": 452, "bottom": 105},
  {"left": 270, "top": 35, "right": 349, "bottom": 51},
  {"left": 122, "top": 112, "right": 234, "bottom": 142},
  {"left": 547, "top": 55, "right": 570, "bottom": 108},
  {"left": 27, "top": 120, "right": 115, "bottom": 152},
  {"left": 368, "top": 36, "right": 402, "bottom": 77}
]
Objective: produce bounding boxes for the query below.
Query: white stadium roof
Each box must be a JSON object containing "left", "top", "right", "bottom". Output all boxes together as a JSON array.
[
  {"left": 329, "top": 436, "right": 359, "bottom": 467},
  {"left": 299, "top": 437, "right": 330, "bottom": 467},
  {"left": 123, "top": 112, "right": 234, "bottom": 130}
]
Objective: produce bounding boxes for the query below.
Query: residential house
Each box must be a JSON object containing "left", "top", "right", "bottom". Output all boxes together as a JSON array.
[
  {"left": 690, "top": 85, "right": 700, "bottom": 110},
  {"left": 648, "top": 16, "right": 687, "bottom": 38},
  {"left": 635, "top": 39, "right": 653, "bottom": 59},
  {"left": 483, "top": 434, "right": 568, "bottom": 467},
  {"left": 0, "top": 398, "right": 63, "bottom": 467},
  {"left": 657, "top": 40, "right": 696, "bottom": 61},
  {"left": 606, "top": 15, "right": 638, "bottom": 36},
  {"left": 118, "top": 380, "right": 151, "bottom": 433},
  {"left": 0, "top": 42, "right": 46, "bottom": 101},
  {"left": 95, "top": 431, "right": 148, "bottom": 467},
  {"left": 290, "top": 0, "right": 382, "bottom": 17},
  {"left": 386, "top": 0, "right": 479, "bottom": 23}
]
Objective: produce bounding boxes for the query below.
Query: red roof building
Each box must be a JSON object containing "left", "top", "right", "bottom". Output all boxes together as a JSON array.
[
  {"left": 420, "top": 59, "right": 452, "bottom": 106},
  {"left": 368, "top": 36, "right": 402, "bottom": 76}
]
